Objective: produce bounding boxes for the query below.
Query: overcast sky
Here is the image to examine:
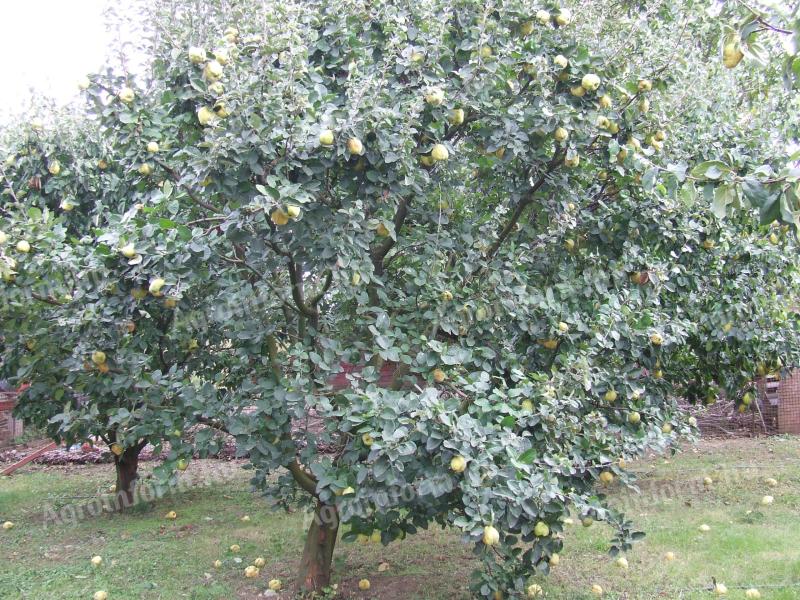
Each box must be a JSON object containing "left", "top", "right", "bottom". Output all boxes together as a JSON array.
[{"left": 0, "top": 0, "right": 110, "bottom": 119}]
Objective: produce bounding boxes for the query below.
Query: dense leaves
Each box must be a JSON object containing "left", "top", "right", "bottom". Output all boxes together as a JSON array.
[{"left": 1, "top": 0, "right": 799, "bottom": 595}]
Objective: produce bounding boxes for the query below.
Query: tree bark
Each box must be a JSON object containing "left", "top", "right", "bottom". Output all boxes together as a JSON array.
[
  {"left": 113, "top": 443, "right": 143, "bottom": 510},
  {"left": 298, "top": 503, "right": 339, "bottom": 591}
]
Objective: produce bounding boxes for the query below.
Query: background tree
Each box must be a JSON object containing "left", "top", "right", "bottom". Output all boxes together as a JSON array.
[{"left": 0, "top": 115, "right": 229, "bottom": 506}]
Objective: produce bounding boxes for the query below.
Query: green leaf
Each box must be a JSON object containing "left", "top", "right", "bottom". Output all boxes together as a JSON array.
[
  {"left": 711, "top": 185, "right": 736, "bottom": 219},
  {"left": 690, "top": 161, "right": 731, "bottom": 180},
  {"left": 500, "top": 415, "right": 516, "bottom": 429}
]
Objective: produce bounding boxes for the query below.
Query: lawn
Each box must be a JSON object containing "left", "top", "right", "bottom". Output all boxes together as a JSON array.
[{"left": 1, "top": 437, "right": 799, "bottom": 599}]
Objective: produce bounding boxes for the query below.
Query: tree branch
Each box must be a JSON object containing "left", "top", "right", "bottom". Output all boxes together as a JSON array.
[
  {"left": 484, "top": 151, "right": 564, "bottom": 260},
  {"left": 287, "top": 458, "right": 318, "bottom": 496},
  {"left": 307, "top": 270, "right": 333, "bottom": 307},
  {"left": 30, "top": 292, "right": 65, "bottom": 306},
  {"left": 370, "top": 196, "right": 409, "bottom": 275},
  {"left": 153, "top": 158, "right": 220, "bottom": 213}
]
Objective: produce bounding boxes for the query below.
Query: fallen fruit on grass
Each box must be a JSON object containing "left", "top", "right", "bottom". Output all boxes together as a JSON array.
[
  {"left": 761, "top": 495, "right": 774, "bottom": 506},
  {"left": 268, "top": 579, "right": 282, "bottom": 591},
  {"left": 582, "top": 517, "right": 593, "bottom": 528},
  {"left": 254, "top": 557, "right": 265, "bottom": 568},
  {"left": 359, "top": 579, "right": 371, "bottom": 590},
  {"left": 765, "top": 478, "right": 778, "bottom": 487},
  {"left": 483, "top": 525, "right": 500, "bottom": 546},
  {"left": 241, "top": 515, "right": 251, "bottom": 522},
  {"left": 745, "top": 589, "right": 761, "bottom": 599},
  {"left": 615, "top": 556, "right": 628, "bottom": 569},
  {"left": 703, "top": 477, "right": 713, "bottom": 487},
  {"left": 526, "top": 583, "right": 543, "bottom": 597},
  {"left": 91, "top": 555, "right": 103, "bottom": 567},
  {"left": 213, "top": 560, "right": 222, "bottom": 568},
  {"left": 698, "top": 524, "right": 711, "bottom": 532},
  {"left": 664, "top": 551, "right": 675, "bottom": 561},
  {"left": 244, "top": 565, "right": 259, "bottom": 578},
  {"left": 2, "top": 521, "right": 14, "bottom": 530},
  {"left": 549, "top": 553, "right": 560, "bottom": 565},
  {"left": 165, "top": 511, "right": 177, "bottom": 520},
  {"left": 599, "top": 471, "right": 614, "bottom": 485},
  {"left": 93, "top": 592, "right": 108, "bottom": 600},
  {"left": 591, "top": 584, "right": 603, "bottom": 596},
  {"left": 230, "top": 544, "right": 240, "bottom": 553},
  {"left": 714, "top": 582, "right": 728, "bottom": 596}
]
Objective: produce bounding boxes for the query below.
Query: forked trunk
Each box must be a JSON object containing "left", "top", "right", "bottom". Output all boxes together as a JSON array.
[
  {"left": 113, "top": 444, "right": 142, "bottom": 510},
  {"left": 298, "top": 503, "right": 339, "bottom": 591}
]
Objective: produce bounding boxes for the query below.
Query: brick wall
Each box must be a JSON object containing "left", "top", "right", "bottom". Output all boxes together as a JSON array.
[
  {"left": 0, "top": 392, "right": 23, "bottom": 446},
  {"left": 777, "top": 369, "right": 800, "bottom": 434},
  {"left": 757, "top": 371, "right": 800, "bottom": 435}
]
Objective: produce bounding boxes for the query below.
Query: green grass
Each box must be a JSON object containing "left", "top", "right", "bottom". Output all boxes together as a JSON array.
[{"left": 1, "top": 437, "right": 800, "bottom": 599}]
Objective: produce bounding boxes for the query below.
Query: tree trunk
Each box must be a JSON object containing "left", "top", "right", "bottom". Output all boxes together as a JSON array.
[
  {"left": 298, "top": 503, "right": 339, "bottom": 591},
  {"left": 113, "top": 444, "right": 143, "bottom": 510}
]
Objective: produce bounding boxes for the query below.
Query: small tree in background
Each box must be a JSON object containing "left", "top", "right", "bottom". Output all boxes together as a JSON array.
[{"left": 0, "top": 119, "right": 231, "bottom": 506}]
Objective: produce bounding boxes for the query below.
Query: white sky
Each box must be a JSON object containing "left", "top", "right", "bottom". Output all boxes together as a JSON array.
[{"left": 0, "top": 0, "right": 110, "bottom": 119}]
